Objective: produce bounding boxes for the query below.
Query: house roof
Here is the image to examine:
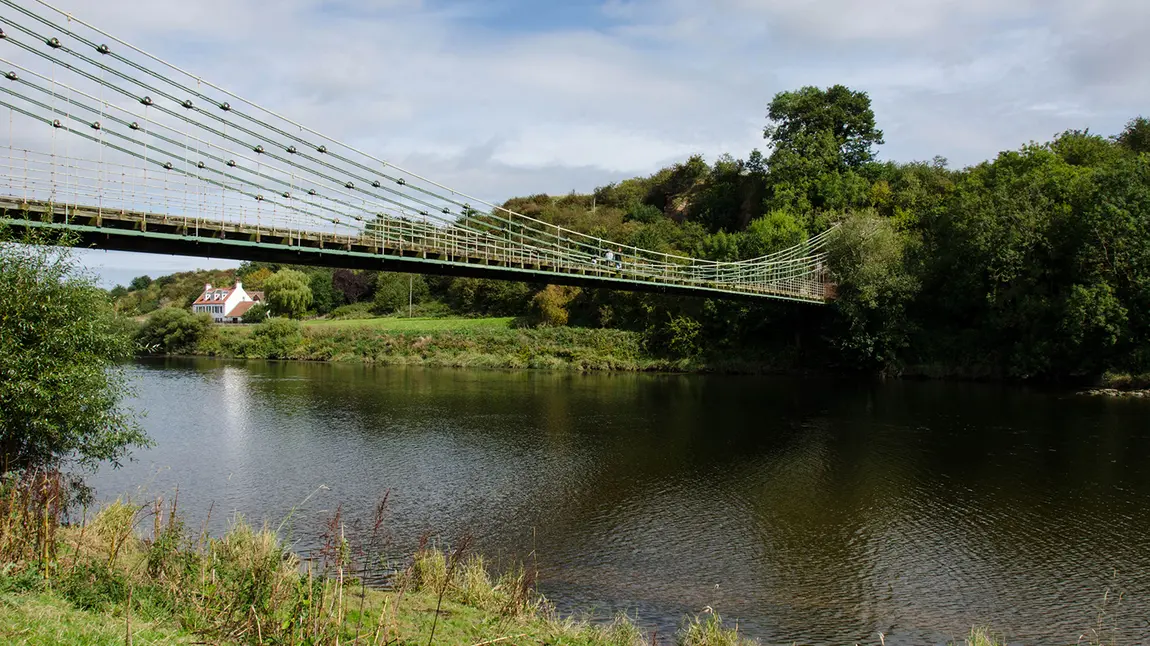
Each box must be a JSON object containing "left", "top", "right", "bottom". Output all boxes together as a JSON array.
[
  {"left": 193, "top": 287, "right": 234, "bottom": 305},
  {"left": 226, "top": 301, "right": 258, "bottom": 318}
]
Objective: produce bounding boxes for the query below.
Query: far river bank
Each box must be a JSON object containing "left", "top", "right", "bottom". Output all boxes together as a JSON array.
[{"left": 156, "top": 317, "right": 1144, "bottom": 396}]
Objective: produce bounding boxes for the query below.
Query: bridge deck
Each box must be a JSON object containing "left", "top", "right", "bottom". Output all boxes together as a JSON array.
[{"left": 1, "top": 197, "right": 833, "bottom": 303}]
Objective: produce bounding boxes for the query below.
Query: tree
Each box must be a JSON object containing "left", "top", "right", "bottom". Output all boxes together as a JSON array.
[
  {"left": 741, "top": 211, "right": 806, "bottom": 258},
  {"left": 307, "top": 269, "right": 342, "bottom": 315},
  {"left": 136, "top": 308, "right": 215, "bottom": 354},
  {"left": 762, "top": 86, "right": 884, "bottom": 217},
  {"left": 241, "top": 267, "right": 274, "bottom": 290},
  {"left": 530, "top": 285, "right": 580, "bottom": 327},
  {"left": 332, "top": 269, "right": 372, "bottom": 304},
  {"left": 1116, "top": 116, "right": 1150, "bottom": 154},
  {"left": 128, "top": 275, "right": 153, "bottom": 291},
  {"left": 765, "top": 85, "right": 884, "bottom": 168},
  {"left": 0, "top": 234, "right": 150, "bottom": 472},
  {"left": 826, "top": 212, "right": 919, "bottom": 371},
  {"left": 373, "top": 273, "right": 428, "bottom": 315},
  {"left": 264, "top": 269, "right": 313, "bottom": 319}
]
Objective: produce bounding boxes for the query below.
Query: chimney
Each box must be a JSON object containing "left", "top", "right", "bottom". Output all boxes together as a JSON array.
[
  {"left": 235, "top": 280, "right": 243, "bottom": 291},
  {"left": 205, "top": 283, "right": 212, "bottom": 292}
]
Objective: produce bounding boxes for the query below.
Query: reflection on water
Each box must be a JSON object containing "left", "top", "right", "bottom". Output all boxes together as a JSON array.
[{"left": 91, "top": 358, "right": 1150, "bottom": 644}]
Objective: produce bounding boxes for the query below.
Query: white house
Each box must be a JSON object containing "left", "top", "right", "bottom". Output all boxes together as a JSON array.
[{"left": 192, "top": 281, "right": 263, "bottom": 323}]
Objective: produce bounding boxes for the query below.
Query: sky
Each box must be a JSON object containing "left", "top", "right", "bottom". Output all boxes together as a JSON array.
[{"left": 18, "top": 0, "right": 1148, "bottom": 287}]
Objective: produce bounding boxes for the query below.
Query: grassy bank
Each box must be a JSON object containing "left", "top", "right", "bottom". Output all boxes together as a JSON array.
[
  {"left": 303, "top": 316, "right": 518, "bottom": 332},
  {"left": 0, "top": 472, "right": 1012, "bottom": 646},
  {"left": 187, "top": 317, "right": 702, "bottom": 372},
  {"left": 0, "top": 472, "right": 757, "bottom": 646}
]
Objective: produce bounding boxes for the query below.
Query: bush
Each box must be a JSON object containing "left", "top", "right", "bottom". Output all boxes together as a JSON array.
[
  {"left": 241, "top": 302, "right": 269, "bottom": 324},
  {"left": 328, "top": 302, "right": 375, "bottom": 320},
  {"left": 248, "top": 318, "right": 303, "bottom": 359},
  {"left": 530, "top": 285, "right": 580, "bottom": 327},
  {"left": 136, "top": 307, "right": 214, "bottom": 354},
  {"left": 643, "top": 313, "right": 703, "bottom": 359}
]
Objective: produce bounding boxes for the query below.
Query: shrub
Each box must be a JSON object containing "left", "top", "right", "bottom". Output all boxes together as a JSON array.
[
  {"left": 328, "top": 302, "right": 375, "bottom": 320},
  {"left": 241, "top": 302, "right": 269, "bottom": 324},
  {"left": 248, "top": 318, "right": 303, "bottom": 359},
  {"left": 136, "top": 307, "right": 215, "bottom": 354},
  {"left": 530, "top": 285, "right": 581, "bottom": 327}
]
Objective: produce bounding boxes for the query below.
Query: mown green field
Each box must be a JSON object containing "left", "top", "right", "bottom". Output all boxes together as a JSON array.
[{"left": 302, "top": 316, "right": 517, "bottom": 331}]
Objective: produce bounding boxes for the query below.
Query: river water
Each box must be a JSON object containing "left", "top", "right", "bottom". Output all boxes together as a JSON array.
[{"left": 91, "top": 358, "right": 1150, "bottom": 645}]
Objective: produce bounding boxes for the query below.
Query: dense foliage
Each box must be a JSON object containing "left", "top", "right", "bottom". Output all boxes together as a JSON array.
[{"left": 0, "top": 233, "right": 149, "bottom": 472}]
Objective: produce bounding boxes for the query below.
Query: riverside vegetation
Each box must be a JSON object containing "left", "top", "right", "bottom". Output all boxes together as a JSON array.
[{"left": 112, "top": 87, "right": 1150, "bottom": 384}]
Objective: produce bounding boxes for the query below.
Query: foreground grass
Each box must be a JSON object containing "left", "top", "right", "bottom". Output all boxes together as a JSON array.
[
  {"left": 0, "top": 590, "right": 196, "bottom": 645},
  {"left": 0, "top": 473, "right": 751, "bottom": 645},
  {"left": 0, "top": 583, "right": 649, "bottom": 646}
]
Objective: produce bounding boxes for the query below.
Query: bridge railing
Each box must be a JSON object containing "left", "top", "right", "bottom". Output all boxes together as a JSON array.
[{"left": 0, "top": 147, "right": 831, "bottom": 301}]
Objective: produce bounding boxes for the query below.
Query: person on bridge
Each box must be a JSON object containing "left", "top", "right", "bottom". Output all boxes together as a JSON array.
[{"left": 605, "top": 250, "right": 622, "bottom": 270}]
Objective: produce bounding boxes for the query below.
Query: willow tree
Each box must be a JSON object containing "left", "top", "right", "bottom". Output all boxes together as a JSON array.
[{"left": 264, "top": 268, "right": 314, "bottom": 319}]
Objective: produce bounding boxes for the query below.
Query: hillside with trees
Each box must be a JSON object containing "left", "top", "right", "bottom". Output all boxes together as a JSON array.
[{"left": 109, "top": 85, "right": 1150, "bottom": 382}]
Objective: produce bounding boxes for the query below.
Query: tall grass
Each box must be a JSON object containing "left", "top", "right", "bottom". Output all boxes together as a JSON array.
[
  {"left": 11, "top": 481, "right": 1062, "bottom": 646},
  {"left": 1, "top": 480, "right": 770, "bottom": 645}
]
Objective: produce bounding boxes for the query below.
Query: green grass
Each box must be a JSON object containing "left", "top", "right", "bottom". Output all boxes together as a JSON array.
[
  {"left": 303, "top": 316, "right": 517, "bottom": 332},
  {"left": 0, "top": 591, "right": 197, "bottom": 645}
]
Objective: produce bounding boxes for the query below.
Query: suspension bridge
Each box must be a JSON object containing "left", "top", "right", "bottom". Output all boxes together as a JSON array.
[{"left": 0, "top": 0, "right": 834, "bottom": 303}]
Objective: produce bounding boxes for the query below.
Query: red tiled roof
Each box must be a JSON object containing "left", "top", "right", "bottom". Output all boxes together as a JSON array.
[
  {"left": 193, "top": 287, "right": 234, "bottom": 305},
  {"left": 225, "top": 301, "right": 258, "bottom": 318}
]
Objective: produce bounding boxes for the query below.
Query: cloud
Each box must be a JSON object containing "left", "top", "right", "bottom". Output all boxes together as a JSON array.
[{"left": 5, "top": 0, "right": 1147, "bottom": 282}]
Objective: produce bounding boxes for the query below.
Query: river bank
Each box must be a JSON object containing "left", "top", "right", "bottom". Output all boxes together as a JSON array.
[
  {"left": 154, "top": 317, "right": 1144, "bottom": 394},
  {"left": 171, "top": 317, "right": 805, "bottom": 374},
  {"left": 0, "top": 475, "right": 748, "bottom": 645},
  {"left": 0, "top": 471, "right": 1005, "bottom": 646}
]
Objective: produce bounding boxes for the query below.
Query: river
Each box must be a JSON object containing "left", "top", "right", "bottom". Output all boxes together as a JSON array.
[{"left": 90, "top": 358, "right": 1150, "bottom": 645}]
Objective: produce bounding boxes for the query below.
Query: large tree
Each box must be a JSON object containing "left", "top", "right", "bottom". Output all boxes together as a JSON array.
[
  {"left": 264, "top": 269, "right": 313, "bottom": 319},
  {"left": 765, "top": 85, "right": 884, "bottom": 169},
  {"left": 763, "top": 85, "right": 884, "bottom": 216},
  {"left": 0, "top": 233, "right": 150, "bottom": 472}
]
